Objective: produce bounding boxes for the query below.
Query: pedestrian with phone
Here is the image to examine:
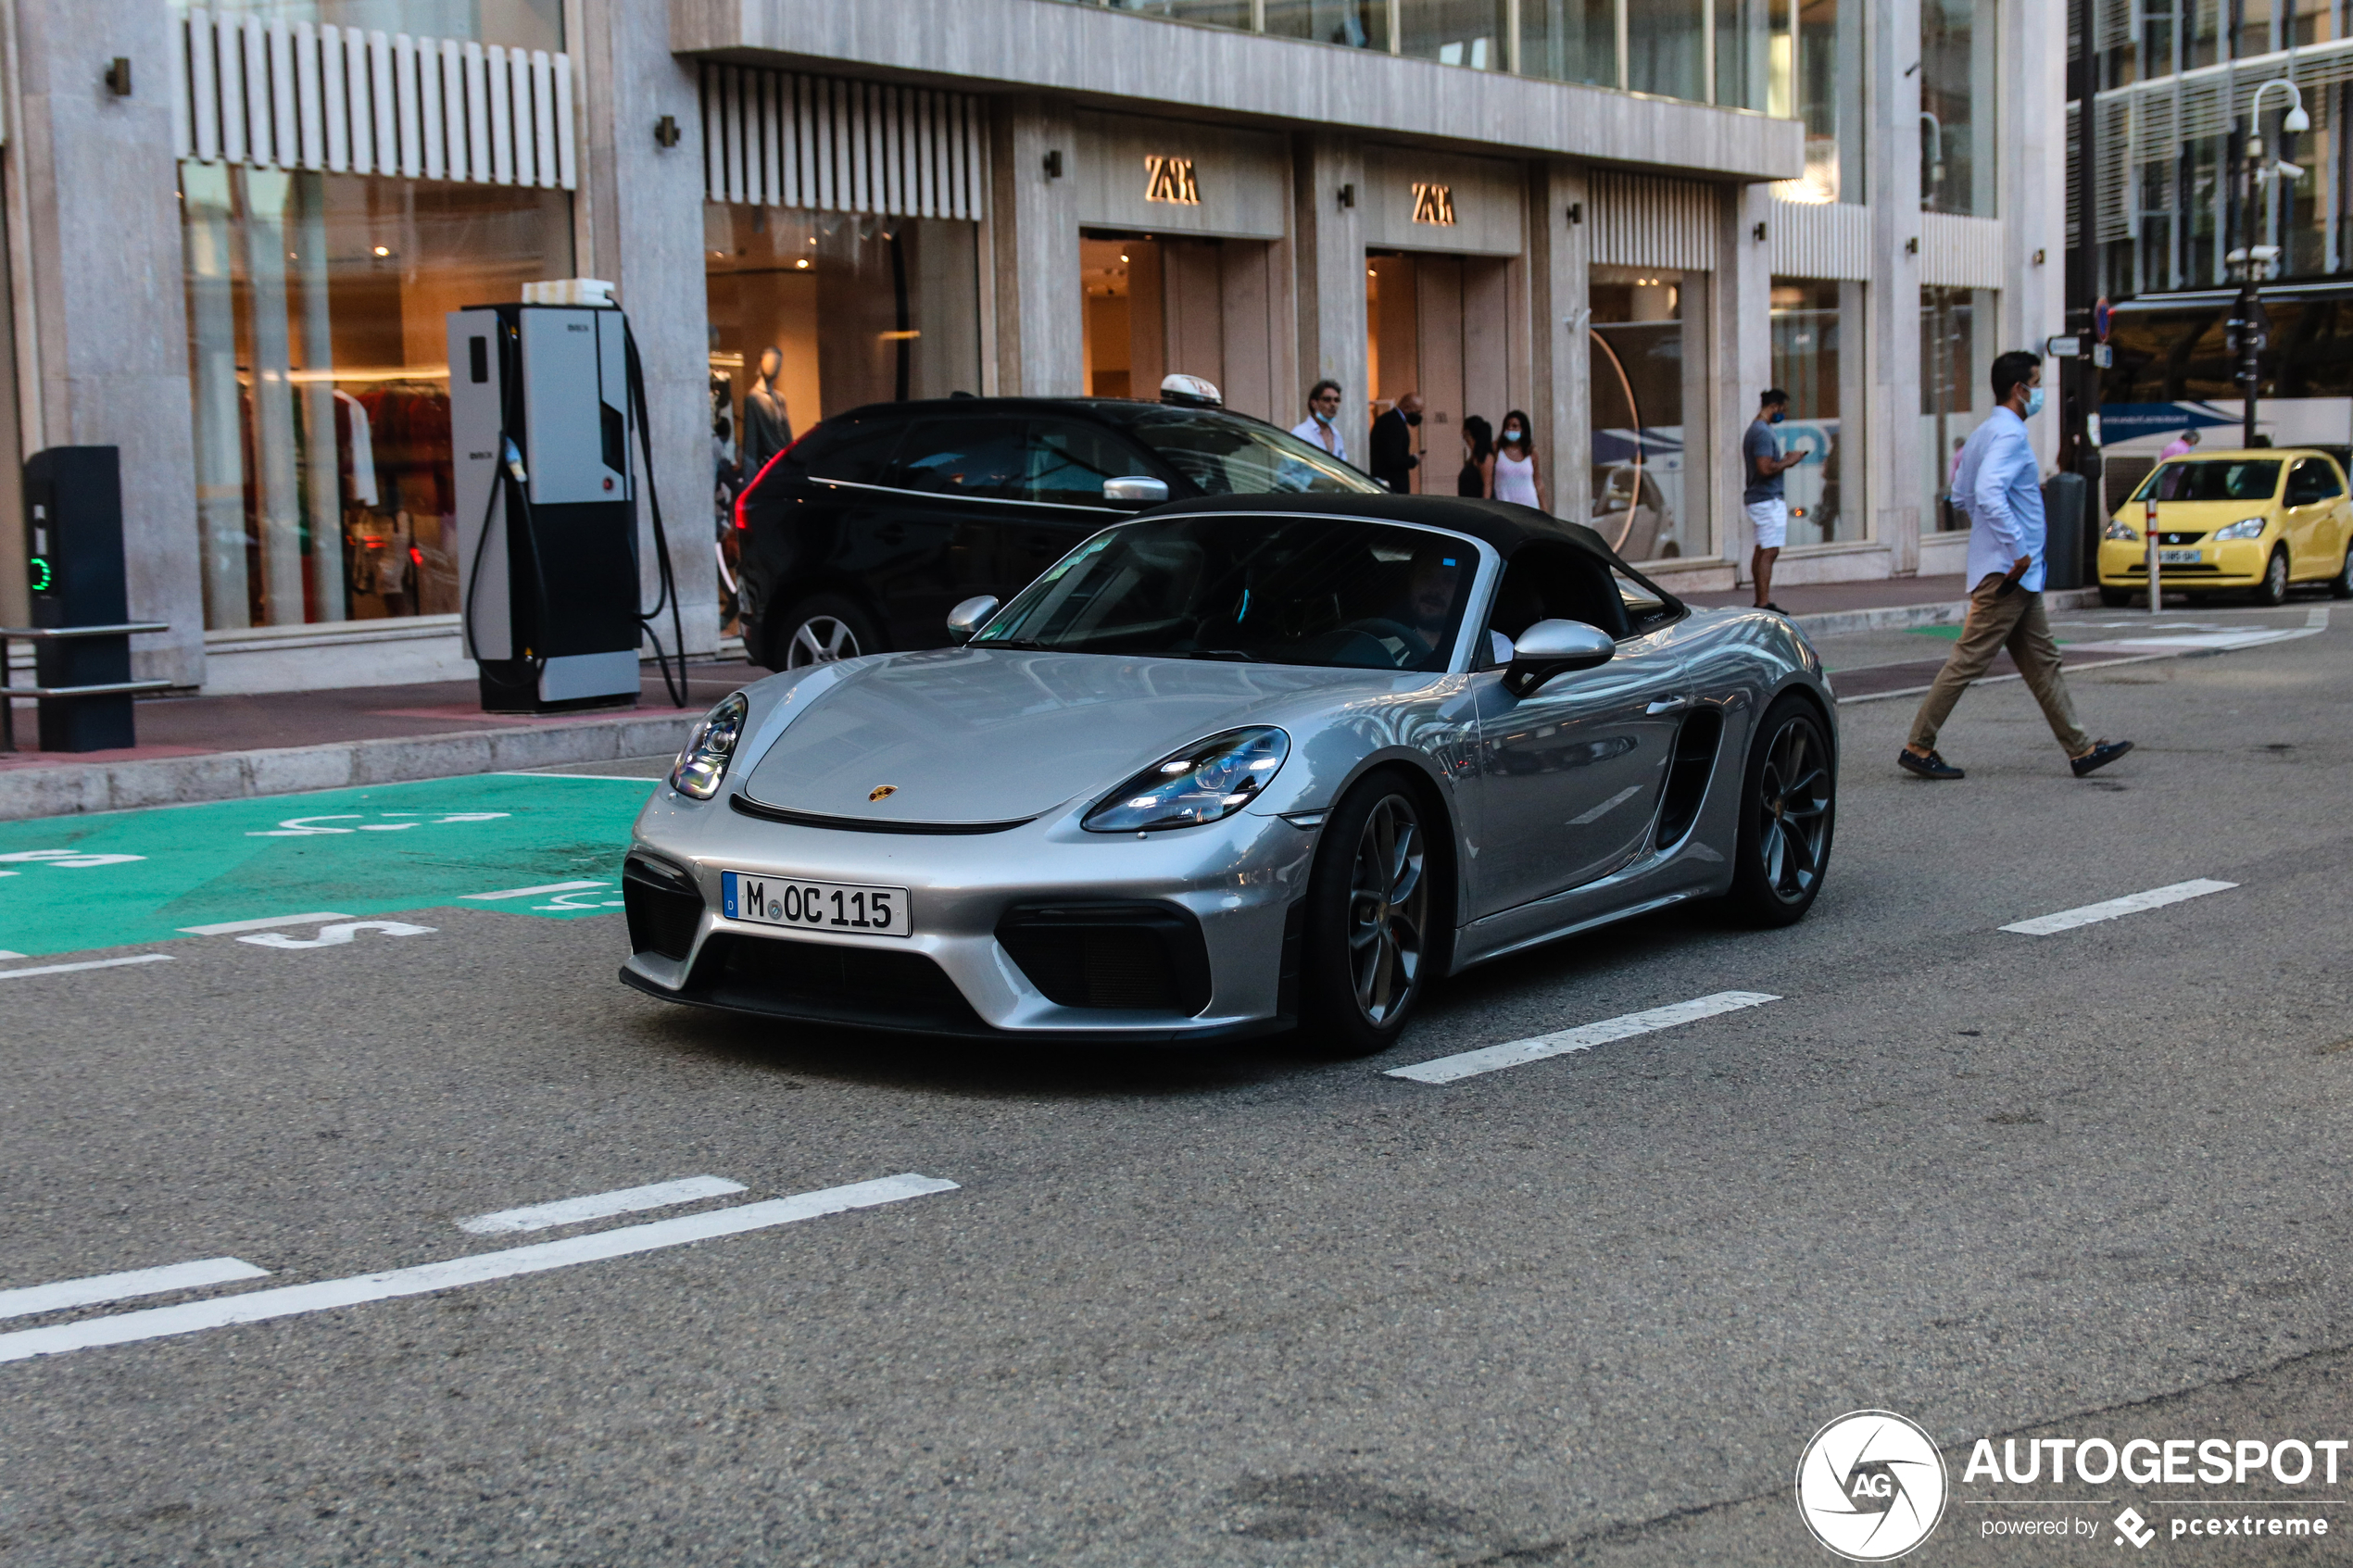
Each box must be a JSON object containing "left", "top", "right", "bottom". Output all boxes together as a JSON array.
[
  {"left": 1901, "top": 351, "right": 2133, "bottom": 781},
  {"left": 1743, "top": 389, "right": 1802, "bottom": 612}
]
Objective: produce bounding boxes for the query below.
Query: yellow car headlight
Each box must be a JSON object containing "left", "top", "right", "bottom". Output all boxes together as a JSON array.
[
  {"left": 2214, "top": 516, "right": 2270, "bottom": 541},
  {"left": 2104, "top": 519, "right": 2140, "bottom": 541}
]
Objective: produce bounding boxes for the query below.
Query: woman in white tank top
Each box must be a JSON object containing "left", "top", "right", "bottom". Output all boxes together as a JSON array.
[{"left": 1485, "top": 408, "right": 1542, "bottom": 510}]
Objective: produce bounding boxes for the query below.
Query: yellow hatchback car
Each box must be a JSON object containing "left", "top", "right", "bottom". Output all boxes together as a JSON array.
[{"left": 2100, "top": 446, "right": 2353, "bottom": 606}]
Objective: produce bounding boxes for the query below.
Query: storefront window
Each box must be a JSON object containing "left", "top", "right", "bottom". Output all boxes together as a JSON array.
[
  {"left": 1519, "top": 0, "right": 1617, "bottom": 87},
  {"left": 704, "top": 203, "right": 981, "bottom": 482},
  {"left": 1768, "top": 279, "right": 1860, "bottom": 546},
  {"left": 1400, "top": 0, "right": 1509, "bottom": 69},
  {"left": 1628, "top": 0, "right": 1706, "bottom": 101},
  {"left": 175, "top": 0, "right": 561, "bottom": 51},
  {"left": 181, "top": 163, "right": 571, "bottom": 630},
  {"left": 1921, "top": 0, "right": 1996, "bottom": 217},
  {"left": 1768, "top": 0, "right": 1863, "bottom": 204},
  {"left": 1921, "top": 285, "right": 1996, "bottom": 531},
  {"left": 1264, "top": 0, "right": 1390, "bottom": 48},
  {"left": 1590, "top": 265, "right": 1709, "bottom": 563}
]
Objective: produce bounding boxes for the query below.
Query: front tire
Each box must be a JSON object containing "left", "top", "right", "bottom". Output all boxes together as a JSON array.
[
  {"left": 1298, "top": 772, "right": 1439, "bottom": 1058},
  {"left": 1726, "top": 694, "right": 1835, "bottom": 927},
  {"left": 2099, "top": 586, "right": 2133, "bottom": 608},
  {"left": 2333, "top": 546, "right": 2353, "bottom": 600},
  {"left": 2252, "top": 547, "right": 2291, "bottom": 607}
]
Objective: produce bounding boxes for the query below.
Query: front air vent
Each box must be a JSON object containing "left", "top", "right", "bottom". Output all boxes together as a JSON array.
[
  {"left": 623, "top": 855, "right": 704, "bottom": 960},
  {"left": 996, "top": 902, "right": 1213, "bottom": 1014}
]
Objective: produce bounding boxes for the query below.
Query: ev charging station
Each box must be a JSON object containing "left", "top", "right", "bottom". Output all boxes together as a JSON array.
[{"left": 447, "top": 290, "right": 645, "bottom": 713}]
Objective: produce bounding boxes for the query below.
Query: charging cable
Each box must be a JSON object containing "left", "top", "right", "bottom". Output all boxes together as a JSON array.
[{"left": 622, "top": 318, "right": 689, "bottom": 709}]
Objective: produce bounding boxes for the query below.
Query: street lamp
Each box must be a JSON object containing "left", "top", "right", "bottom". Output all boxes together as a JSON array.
[{"left": 2229, "top": 81, "right": 2310, "bottom": 446}]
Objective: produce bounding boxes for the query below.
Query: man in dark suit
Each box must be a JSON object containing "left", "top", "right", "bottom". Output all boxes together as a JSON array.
[{"left": 1368, "top": 393, "right": 1423, "bottom": 493}]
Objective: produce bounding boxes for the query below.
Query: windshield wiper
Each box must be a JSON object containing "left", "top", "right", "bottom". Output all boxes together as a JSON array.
[
  {"left": 969, "top": 636, "right": 1049, "bottom": 650},
  {"left": 1176, "top": 648, "right": 1257, "bottom": 662}
]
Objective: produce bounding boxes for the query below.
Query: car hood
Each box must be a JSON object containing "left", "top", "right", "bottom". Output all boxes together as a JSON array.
[{"left": 737, "top": 648, "right": 1367, "bottom": 826}]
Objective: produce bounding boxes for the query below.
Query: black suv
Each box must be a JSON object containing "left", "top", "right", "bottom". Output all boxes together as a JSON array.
[{"left": 732, "top": 396, "right": 1382, "bottom": 670}]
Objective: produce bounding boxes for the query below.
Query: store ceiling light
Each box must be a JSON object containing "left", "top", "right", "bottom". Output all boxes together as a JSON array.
[
  {"left": 373, "top": 245, "right": 390, "bottom": 257},
  {"left": 796, "top": 258, "right": 809, "bottom": 269}
]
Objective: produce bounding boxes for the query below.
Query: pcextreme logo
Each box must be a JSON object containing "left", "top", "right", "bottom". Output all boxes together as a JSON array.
[{"left": 1797, "top": 1411, "right": 1950, "bottom": 1561}]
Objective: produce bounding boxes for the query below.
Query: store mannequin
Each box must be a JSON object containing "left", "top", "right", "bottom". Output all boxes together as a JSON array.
[{"left": 742, "top": 347, "right": 792, "bottom": 473}]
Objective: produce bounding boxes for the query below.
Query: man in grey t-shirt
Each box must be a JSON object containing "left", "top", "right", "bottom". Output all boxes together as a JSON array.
[{"left": 1743, "top": 388, "right": 1802, "bottom": 612}]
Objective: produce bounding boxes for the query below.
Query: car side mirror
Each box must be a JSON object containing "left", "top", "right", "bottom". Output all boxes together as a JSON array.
[
  {"left": 1504, "top": 618, "right": 1614, "bottom": 696},
  {"left": 1103, "top": 476, "right": 1169, "bottom": 507},
  {"left": 946, "top": 595, "right": 1000, "bottom": 644}
]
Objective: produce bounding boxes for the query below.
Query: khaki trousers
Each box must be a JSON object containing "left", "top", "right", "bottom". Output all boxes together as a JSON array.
[{"left": 1906, "top": 576, "right": 2094, "bottom": 757}]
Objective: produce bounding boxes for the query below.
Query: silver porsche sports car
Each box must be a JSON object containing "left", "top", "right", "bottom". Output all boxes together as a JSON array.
[{"left": 621, "top": 494, "right": 1836, "bottom": 1055}]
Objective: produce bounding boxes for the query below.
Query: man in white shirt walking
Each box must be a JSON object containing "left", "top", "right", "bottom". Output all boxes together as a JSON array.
[
  {"left": 1901, "top": 350, "right": 2133, "bottom": 781},
  {"left": 1290, "top": 380, "right": 1350, "bottom": 463}
]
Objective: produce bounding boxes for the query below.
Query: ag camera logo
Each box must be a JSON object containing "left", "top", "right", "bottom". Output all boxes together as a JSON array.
[{"left": 1796, "top": 1410, "right": 1948, "bottom": 1561}]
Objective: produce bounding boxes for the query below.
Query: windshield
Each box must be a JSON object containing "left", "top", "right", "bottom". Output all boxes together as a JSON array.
[
  {"left": 2133, "top": 459, "right": 2282, "bottom": 502},
  {"left": 971, "top": 515, "right": 1477, "bottom": 672},
  {"left": 1106, "top": 408, "right": 1384, "bottom": 496}
]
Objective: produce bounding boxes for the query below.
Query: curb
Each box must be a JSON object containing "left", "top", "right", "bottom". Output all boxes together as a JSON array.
[
  {"left": 0, "top": 711, "right": 698, "bottom": 822},
  {"left": 1786, "top": 587, "right": 2102, "bottom": 640}
]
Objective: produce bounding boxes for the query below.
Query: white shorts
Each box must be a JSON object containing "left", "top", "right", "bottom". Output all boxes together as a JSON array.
[{"left": 1744, "top": 497, "right": 1789, "bottom": 550}]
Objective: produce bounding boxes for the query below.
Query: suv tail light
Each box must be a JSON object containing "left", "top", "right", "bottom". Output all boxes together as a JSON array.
[{"left": 733, "top": 436, "right": 802, "bottom": 531}]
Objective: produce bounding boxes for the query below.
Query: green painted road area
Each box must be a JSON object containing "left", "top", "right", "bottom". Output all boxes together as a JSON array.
[{"left": 0, "top": 772, "right": 658, "bottom": 960}]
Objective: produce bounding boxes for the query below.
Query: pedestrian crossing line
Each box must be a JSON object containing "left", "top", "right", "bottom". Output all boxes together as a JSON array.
[
  {"left": 0, "top": 1258, "right": 270, "bottom": 1322},
  {"left": 0, "top": 1173, "right": 958, "bottom": 1366},
  {"left": 2000, "top": 879, "right": 2237, "bottom": 936},
  {"left": 1386, "top": 991, "right": 1781, "bottom": 1085},
  {"left": 458, "top": 1175, "right": 748, "bottom": 1235}
]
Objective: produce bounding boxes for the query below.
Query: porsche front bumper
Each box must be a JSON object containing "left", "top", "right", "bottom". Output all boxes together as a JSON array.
[{"left": 620, "top": 786, "right": 1320, "bottom": 1042}]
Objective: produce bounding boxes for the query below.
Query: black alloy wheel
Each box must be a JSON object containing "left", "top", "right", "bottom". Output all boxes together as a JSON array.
[
  {"left": 766, "top": 594, "right": 881, "bottom": 671},
  {"left": 1727, "top": 694, "right": 1835, "bottom": 926},
  {"left": 2253, "top": 547, "right": 2291, "bottom": 607},
  {"left": 2333, "top": 546, "right": 2353, "bottom": 600},
  {"left": 1299, "top": 772, "right": 1440, "bottom": 1057}
]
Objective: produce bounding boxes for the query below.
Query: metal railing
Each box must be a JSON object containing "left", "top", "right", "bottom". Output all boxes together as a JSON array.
[{"left": 0, "top": 623, "right": 173, "bottom": 752}]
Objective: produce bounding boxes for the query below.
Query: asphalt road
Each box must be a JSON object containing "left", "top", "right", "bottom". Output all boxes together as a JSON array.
[{"left": 2, "top": 598, "right": 2349, "bottom": 1566}]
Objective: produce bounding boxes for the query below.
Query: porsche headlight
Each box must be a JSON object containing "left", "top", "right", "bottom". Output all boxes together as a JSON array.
[
  {"left": 2104, "top": 518, "right": 2140, "bottom": 541},
  {"left": 1083, "top": 727, "right": 1290, "bottom": 834},
  {"left": 671, "top": 692, "right": 749, "bottom": 799},
  {"left": 2215, "top": 516, "right": 2269, "bottom": 540}
]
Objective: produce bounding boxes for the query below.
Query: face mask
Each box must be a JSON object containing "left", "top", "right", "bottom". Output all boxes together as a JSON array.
[
  {"left": 1312, "top": 408, "right": 1333, "bottom": 426},
  {"left": 1768, "top": 410, "right": 1785, "bottom": 424},
  {"left": 2023, "top": 387, "right": 2045, "bottom": 418},
  {"left": 1403, "top": 411, "right": 1422, "bottom": 427},
  {"left": 1503, "top": 427, "right": 1524, "bottom": 443}
]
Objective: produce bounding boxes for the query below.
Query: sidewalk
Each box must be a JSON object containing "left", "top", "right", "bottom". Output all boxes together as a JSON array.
[
  {"left": 1, "top": 664, "right": 747, "bottom": 822},
  {"left": 1, "top": 581, "right": 2096, "bottom": 822}
]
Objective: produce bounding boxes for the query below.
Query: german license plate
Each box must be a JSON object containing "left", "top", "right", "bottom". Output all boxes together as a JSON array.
[
  {"left": 722, "top": 872, "right": 909, "bottom": 937},
  {"left": 2158, "top": 548, "right": 2202, "bottom": 564}
]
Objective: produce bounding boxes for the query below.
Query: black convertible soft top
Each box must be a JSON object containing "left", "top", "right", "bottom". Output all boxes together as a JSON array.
[{"left": 1146, "top": 491, "right": 1667, "bottom": 587}]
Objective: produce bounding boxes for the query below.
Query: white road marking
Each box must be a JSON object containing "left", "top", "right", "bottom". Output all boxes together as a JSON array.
[
  {"left": 0, "top": 954, "right": 174, "bottom": 982},
  {"left": 2000, "top": 879, "right": 2238, "bottom": 935},
  {"left": 0, "top": 1258, "right": 270, "bottom": 1322},
  {"left": 1567, "top": 784, "right": 1645, "bottom": 825},
  {"left": 179, "top": 911, "right": 355, "bottom": 936},
  {"left": 0, "top": 949, "right": 22, "bottom": 959},
  {"left": 1387, "top": 991, "right": 1781, "bottom": 1085},
  {"left": 458, "top": 1175, "right": 747, "bottom": 1235},
  {"left": 236, "top": 921, "right": 435, "bottom": 949},
  {"left": 459, "top": 880, "right": 610, "bottom": 900},
  {"left": 0, "top": 1173, "right": 958, "bottom": 1366}
]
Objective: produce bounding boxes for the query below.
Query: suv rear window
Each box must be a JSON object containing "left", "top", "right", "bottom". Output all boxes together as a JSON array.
[
  {"left": 1109, "top": 408, "right": 1383, "bottom": 495},
  {"left": 795, "top": 419, "right": 905, "bottom": 485},
  {"left": 896, "top": 418, "right": 1030, "bottom": 499}
]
